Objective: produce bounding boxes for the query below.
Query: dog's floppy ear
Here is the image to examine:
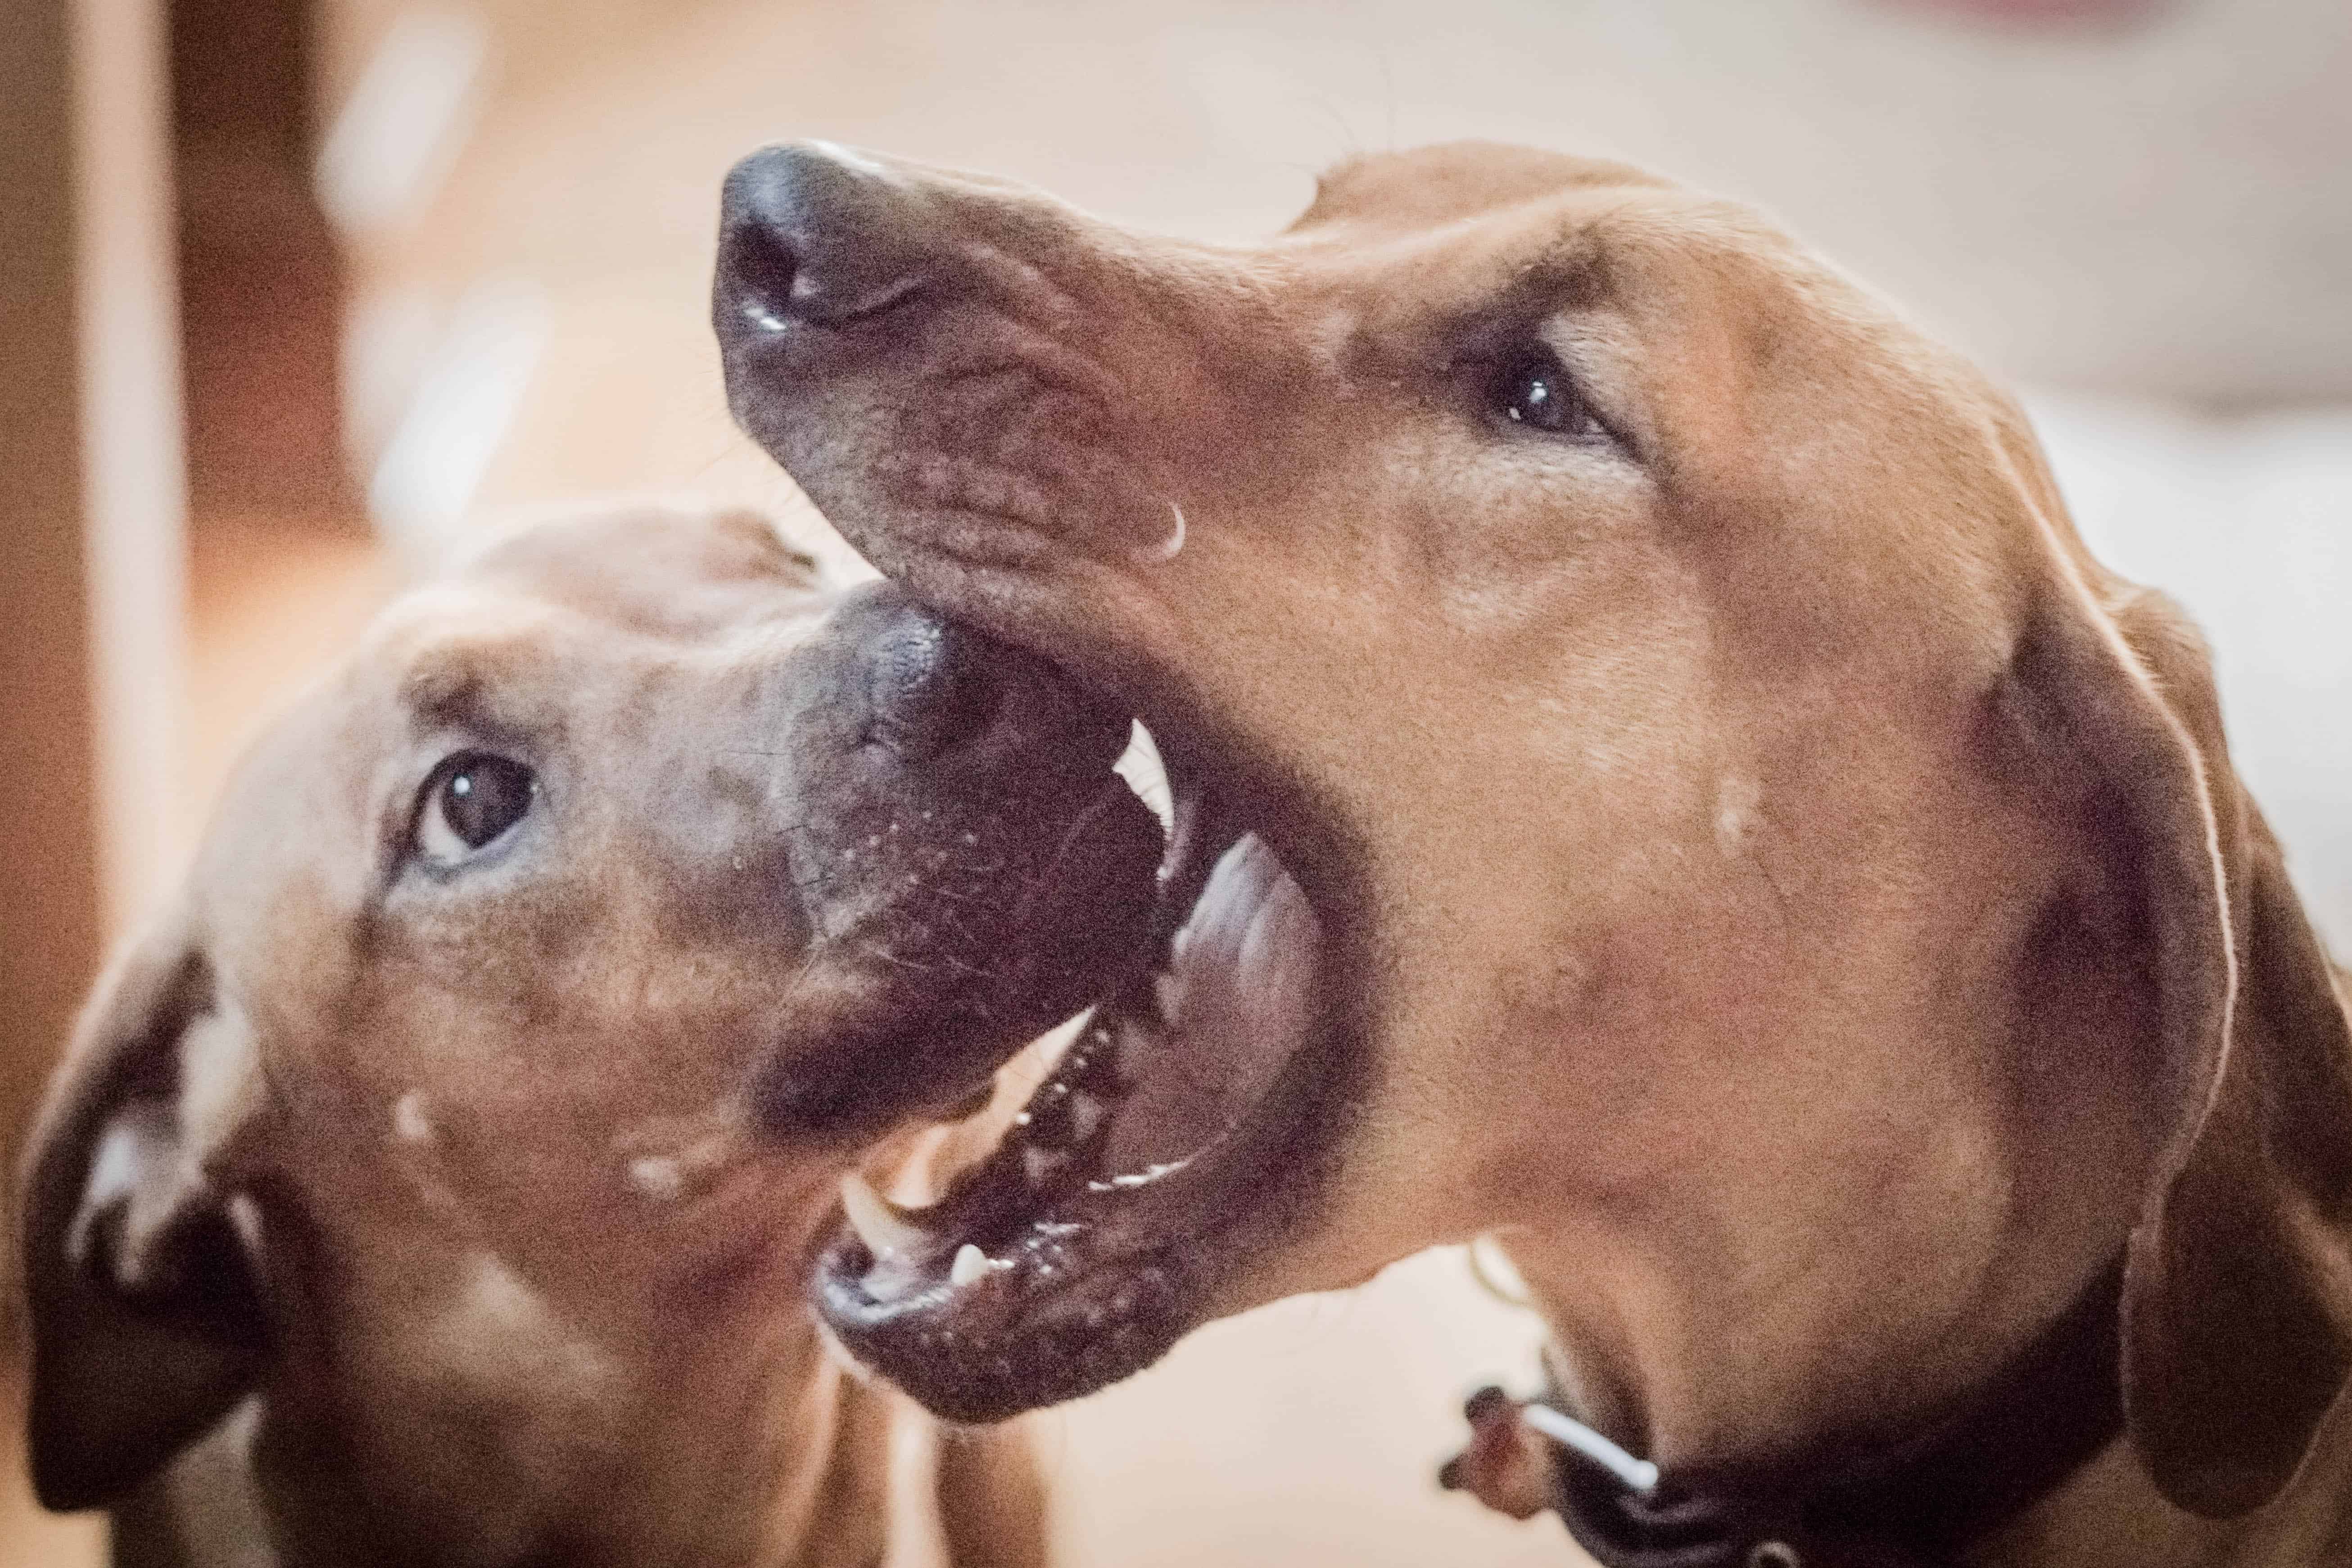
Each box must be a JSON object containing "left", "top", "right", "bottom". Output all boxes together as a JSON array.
[
  {"left": 2004, "top": 553, "right": 2352, "bottom": 1519},
  {"left": 18, "top": 901, "right": 271, "bottom": 1511}
]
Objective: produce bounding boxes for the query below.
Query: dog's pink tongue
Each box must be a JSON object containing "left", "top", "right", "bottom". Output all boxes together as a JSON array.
[{"left": 1096, "top": 834, "right": 1317, "bottom": 1179}]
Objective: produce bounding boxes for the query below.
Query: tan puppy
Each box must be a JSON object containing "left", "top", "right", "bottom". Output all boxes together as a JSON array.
[
  {"left": 18, "top": 502, "right": 1167, "bottom": 1567},
  {"left": 712, "top": 143, "right": 2352, "bottom": 1566}
]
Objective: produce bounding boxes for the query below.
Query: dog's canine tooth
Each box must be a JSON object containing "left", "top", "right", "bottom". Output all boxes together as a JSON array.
[
  {"left": 1113, "top": 720, "right": 1175, "bottom": 833},
  {"left": 840, "top": 1172, "right": 931, "bottom": 1261},
  {"left": 949, "top": 1243, "right": 995, "bottom": 1286}
]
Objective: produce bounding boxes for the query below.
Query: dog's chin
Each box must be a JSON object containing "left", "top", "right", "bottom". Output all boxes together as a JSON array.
[{"left": 811, "top": 727, "right": 1350, "bottom": 1422}]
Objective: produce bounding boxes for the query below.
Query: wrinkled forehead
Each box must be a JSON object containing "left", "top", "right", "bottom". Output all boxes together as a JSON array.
[
  {"left": 352, "top": 508, "right": 828, "bottom": 736},
  {"left": 1291, "top": 141, "right": 1675, "bottom": 235},
  {"left": 459, "top": 503, "right": 824, "bottom": 636},
  {"left": 1275, "top": 144, "right": 1831, "bottom": 355}
]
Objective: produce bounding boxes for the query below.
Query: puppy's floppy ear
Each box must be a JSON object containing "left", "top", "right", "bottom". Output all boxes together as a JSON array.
[
  {"left": 18, "top": 901, "right": 270, "bottom": 1511},
  {"left": 2004, "top": 556, "right": 2352, "bottom": 1519}
]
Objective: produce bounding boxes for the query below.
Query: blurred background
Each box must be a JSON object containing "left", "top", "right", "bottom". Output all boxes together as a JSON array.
[{"left": 5, "top": 0, "right": 2348, "bottom": 1560}]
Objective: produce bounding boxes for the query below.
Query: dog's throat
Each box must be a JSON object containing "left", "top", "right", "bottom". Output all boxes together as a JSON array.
[{"left": 1540, "top": 1258, "right": 2126, "bottom": 1568}]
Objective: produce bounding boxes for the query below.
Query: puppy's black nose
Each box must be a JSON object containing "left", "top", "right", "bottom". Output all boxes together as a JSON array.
[
  {"left": 715, "top": 141, "right": 932, "bottom": 334},
  {"left": 864, "top": 602, "right": 1005, "bottom": 763}
]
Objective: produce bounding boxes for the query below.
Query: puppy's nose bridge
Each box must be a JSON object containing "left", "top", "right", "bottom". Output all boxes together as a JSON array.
[
  {"left": 716, "top": 140, "right": 938, "bottom": 332},
  {"left": 863, "top": 603, "right": 1006, "bottom": 763}
]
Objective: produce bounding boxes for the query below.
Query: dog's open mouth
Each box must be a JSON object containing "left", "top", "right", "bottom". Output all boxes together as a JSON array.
[{"left": 812, "top": 725, "right": 1340, "bottom": 1420}]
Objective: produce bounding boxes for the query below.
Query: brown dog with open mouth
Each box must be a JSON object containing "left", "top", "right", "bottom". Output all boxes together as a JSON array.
[
  {"left": 714, "top": 142, "right": 2352, "bottom": 1567},
  {"left": 18, "top": 502, "right": 1166, "bottom": 1567}
]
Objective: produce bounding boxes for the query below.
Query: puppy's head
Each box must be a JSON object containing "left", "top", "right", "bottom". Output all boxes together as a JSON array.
[
  {"left": 716, "top": 143, "right": 2352, "bottom": 1519},
  {"left": 18, "top": 503, "right": 1162, "bottom": 1564}
]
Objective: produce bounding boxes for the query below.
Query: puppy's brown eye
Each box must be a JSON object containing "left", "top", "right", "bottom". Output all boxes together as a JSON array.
[
  {"left": 1491, "top": 350, "right": 1595, "bottom": 437},
  {"left": 416, "top": 753, "right": 536, "bottom": 866}
]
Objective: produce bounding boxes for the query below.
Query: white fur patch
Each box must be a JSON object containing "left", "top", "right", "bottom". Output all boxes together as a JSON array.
[
  {"left": 614, "top": 1116, "right": 749, "bottom": 1206},
  {"left": 178, "top": 999, "right": 260, "bottom": 1153},
  {"left": 392, "top": 1089, "right": 434, "bottom": 1144},
  {"left": 624, "top": 1155, "right": 685, "bottom": 1203},
  {"left": 1714, "top": 774, "right": 1763, "bottom": 856}
]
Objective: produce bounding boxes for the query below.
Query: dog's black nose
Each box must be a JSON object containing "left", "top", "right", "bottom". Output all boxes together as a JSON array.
[
  {"left": 715, "top": 141, "right": 932, "bottom": 334},
  {"left": 863, "top": 601, "right": 1005, "bottom": 763}
]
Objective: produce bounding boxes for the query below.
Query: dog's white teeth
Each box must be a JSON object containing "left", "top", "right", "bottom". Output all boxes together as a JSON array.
[
  {"left": 839, "top": 1173, "right": 931, "bottom": 1261},
  {"left": 949, "top": 1243, "right": 996, "bottom": 1287},
  {"left": 1023, "top": 1144, "right": 1069, "bottom": 1188},
  {"left": 1067, "top": 1089, "right": 1108, "bottom": 1143},
  {"left": 1113, "top": 721, "right": 1176, "bottom": 833}
]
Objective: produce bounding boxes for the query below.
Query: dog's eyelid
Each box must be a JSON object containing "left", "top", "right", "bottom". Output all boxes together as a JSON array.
[
  {"left": 377, "top": 739, "right": 548, "bottom": 889},
  {"left": 1461, "top": 245, "right": 1610, "bottom": 339},
  {"left": 1431, "top": 299, "right": 1599, "bottom": 375},
  {"left": 1454, "top": 330, "right": 1637, "bottom": 459},
  {"left": 1432, "top": 306, "right": 1570, "bottom": 368},
  {"left": 1526, "top": 324, "right": 1646, "bottom": 461}
]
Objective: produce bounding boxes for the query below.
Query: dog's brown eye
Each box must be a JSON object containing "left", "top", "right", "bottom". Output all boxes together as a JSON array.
[
  {"left": 1491, "top": 350, "right": 1595, "bottom": 437},
  {"left": 416, "top": 753, "right": 537, "bottom": 866}
]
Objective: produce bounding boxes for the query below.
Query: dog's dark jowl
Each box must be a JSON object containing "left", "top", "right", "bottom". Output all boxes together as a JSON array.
[{"left": 746, "top": 584, "right": 1160, "bottom": 1139}]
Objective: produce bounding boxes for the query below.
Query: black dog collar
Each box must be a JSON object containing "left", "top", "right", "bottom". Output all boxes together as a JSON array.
[{"left": 1532, "top": 1261, "right": 2125, "bottom": 1568}]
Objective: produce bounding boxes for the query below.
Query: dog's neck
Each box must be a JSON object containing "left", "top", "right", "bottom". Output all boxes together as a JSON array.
[
  {"left": 1511, "top": 1244, "right": 2352, "bottom": 1568},
  {"left": 132, "top": 1218, "right": 892, "bottom": 1568},
  {"left": 369, "top": 1152, "right": 900, "bottom": 1568},
  {"left": 1530, "top": 1260, "right": 2117, "bottom": 1566},
  {"left": 471, "top": 1194, "right": 901, "bottom": 1568},
  {"left": 594, "top": 1297, "right": 886, "bottom": 1568},
  {"left": 1500, "top": 1145, "right": 2126, "bottom": 1486}
]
